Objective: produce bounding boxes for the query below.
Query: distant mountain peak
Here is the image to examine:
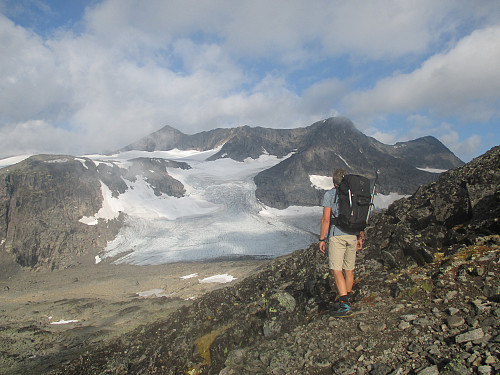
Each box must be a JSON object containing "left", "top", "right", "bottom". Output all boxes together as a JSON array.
[{"left": 118, "top": 117, "right": 463, "bottom": 208}]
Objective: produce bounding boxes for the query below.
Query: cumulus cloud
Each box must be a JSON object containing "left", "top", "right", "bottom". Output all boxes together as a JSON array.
[
  {"left": 0, "top": 0, "right": 499, "bottom": 160},
  {"left": 0, "top": 120, "right": 87, "bottom": 157},
  {"left": 342, "top": 26, "right": 500, "bottom": 121}
]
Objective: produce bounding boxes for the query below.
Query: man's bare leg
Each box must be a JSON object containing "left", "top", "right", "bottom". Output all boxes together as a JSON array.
[
  {"left": 345, "top": 270, "right": 354, "bottom": 294},
  {"left": 332, "top": 269, "right": 347, "bottom": 296}
]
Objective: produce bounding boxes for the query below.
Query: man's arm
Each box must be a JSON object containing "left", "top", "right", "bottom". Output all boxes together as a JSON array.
[{"left": 319, "top": 207, "right": 331, "bottom": 253}]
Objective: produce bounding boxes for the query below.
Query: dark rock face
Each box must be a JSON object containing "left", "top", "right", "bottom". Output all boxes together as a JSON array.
[
  {"left": 365, "top": 146, "right": 500, "bottom": 269},
  {"left": 0, "top": 155, "right": 122, "bottom": 269},
  {"left": 0, "top": 155, "right": 188, "bottom": 269},
  {"left": 254, "top": 118, "right": 463, "bottom": 208},
  {"left": 125, "top": 157, "right": 188, "bottom": 197}
]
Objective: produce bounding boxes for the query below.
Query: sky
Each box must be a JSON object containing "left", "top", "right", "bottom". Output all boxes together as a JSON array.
[{"left": 1, "top": 0, "right": 499, "bottom": 162}]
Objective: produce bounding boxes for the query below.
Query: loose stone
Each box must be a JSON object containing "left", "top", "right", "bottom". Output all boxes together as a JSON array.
[
  {"left": 455, "top": 328, "right": 485, "bottom": 343},
  {"left": 447, "top": 315, "right": 465, "bottom": 329}
]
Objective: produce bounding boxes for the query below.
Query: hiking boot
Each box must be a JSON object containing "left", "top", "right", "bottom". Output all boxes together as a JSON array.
[{"left": 330, "top": 302, "right": 353, "bottom": 317}]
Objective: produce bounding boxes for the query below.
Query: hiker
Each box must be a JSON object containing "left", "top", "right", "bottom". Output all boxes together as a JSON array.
[{"left": 319, "top": 168, "right": 364, "bottom": 317}]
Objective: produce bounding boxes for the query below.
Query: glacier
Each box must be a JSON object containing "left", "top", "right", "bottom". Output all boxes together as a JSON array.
[{"left": 84, "top": 149, "right": 322, "bottom": 265}]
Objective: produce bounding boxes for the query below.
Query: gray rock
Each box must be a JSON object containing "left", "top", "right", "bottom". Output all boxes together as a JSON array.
[
  {"left": 398, "top": 321, "right": 411, "bottom": 330},
  {"left": 445, "top": 291, "right": 458, "bottom": 301},
  {"left": 447, "top": 315, "right": 465, "bottom": 329},
  {"left": 477, "top": 365, "right": 492, "bottom": 375},
  {"left": 448, "top": 307, "right": 460, "bottom": 315},
  {"left": 417, "top": 365, "right": 439, "bottom": 375},
  {"left": 455, "top": 328, "right": 485, "bottom": 343},
  {"left": 401, "top": 314, "right": 418, "bottom": 322}
]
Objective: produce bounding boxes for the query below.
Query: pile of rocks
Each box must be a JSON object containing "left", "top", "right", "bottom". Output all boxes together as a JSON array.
[{"left": 219, "top": 237, "right": 500, "bottom": 375}]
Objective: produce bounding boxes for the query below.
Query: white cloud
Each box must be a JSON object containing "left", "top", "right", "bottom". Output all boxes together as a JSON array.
[
  {"left": 343, "top": 26, "right": 500, "bottom": 122},
  {"left": 0, "top": 120, "right": 87, "bottom": 157},
  {"left": 0, "top": 16, "right": 71, "bottom": 123},
  {"left": 369, "top": 130, "right": 398, "bottom": 146},
  {"left": 1, "top": 0, "right": 499, "bottom": 159}
]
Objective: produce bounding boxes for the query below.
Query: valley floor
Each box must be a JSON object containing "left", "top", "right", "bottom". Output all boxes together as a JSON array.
[{"left": 0, "top": 253, "right": 269, "bottom": 374}]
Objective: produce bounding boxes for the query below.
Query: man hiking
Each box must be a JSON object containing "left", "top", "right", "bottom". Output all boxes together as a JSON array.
[{"left": 319, "top": 168, "right": 364, "bottom": 317}]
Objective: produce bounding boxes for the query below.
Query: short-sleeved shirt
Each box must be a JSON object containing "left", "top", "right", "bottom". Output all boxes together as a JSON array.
[{"left": 322, "top": 188, "right": 353, "bottom": 237}]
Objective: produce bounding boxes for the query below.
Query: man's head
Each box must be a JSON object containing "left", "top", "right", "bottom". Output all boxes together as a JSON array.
[{"left": 333, "top": 168, "right": 346, "bottom": 188}]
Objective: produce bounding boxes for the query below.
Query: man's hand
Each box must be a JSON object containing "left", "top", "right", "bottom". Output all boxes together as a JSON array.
[
  {"left": 357, "top": 237, "right": 363, "bottom": 251},
  {"left": 357, "top": 231, "right": 364, "bottom": 251},
  {"left": 319, "top": 241, "right": 326, "bottom": 254}
]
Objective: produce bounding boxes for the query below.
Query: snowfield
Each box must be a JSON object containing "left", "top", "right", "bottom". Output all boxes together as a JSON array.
[{"left": 85, "top": 149, "right": 323, "bottom": 265}]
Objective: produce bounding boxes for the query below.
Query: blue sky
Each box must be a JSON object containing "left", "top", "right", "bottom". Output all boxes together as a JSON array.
[{"left": 1, "top": 0, "right": 499, "bottom": 162}]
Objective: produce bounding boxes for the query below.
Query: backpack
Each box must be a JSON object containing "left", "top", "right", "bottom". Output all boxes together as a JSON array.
[{"left": 334, "top": 174, "right": 373, "bottom": 232}]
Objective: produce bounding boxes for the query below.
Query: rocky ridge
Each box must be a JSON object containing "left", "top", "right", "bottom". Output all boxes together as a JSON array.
[
  {"left": 45, "top": 146, "right": 499, "bottom": 375},
  {"left": 364, "top": 146, "right": 500, "bottom": 270}
]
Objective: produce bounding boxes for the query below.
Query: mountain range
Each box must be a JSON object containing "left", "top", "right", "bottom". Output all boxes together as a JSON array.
[
  {"left": 123, "top": 117, "right": 464, "bottom": 208},
  {"left": 0, "top": 117, "right": 464, "bottom": 269}
]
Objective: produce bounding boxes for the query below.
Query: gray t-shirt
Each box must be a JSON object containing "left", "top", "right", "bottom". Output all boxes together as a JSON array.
[{"left": 322, "top": 188, "right": 352, "bottom": 237}]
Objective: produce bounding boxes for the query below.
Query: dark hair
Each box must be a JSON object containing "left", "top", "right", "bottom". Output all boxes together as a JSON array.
[{"left": 333, "top": 168, "right": 346, "bottom": 185}]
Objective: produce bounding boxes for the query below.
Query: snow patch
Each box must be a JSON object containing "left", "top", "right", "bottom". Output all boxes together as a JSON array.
[
  {"left": 0, "top": 154, "right": 33, "bottom": 169},
  {"left": 46, "top": 158, "right": 69, "bottom": 164},
  {"left": 181, "top": 273, "right": 199, "bottom": 279},
  {"left": 136, "top": 289, "right": 172, "bottom": 298},
  {"left": 79, "top": 181, "right": 122, "bottom": 225},
  {"left": 309, "top": 175, "right": 333, "bottom": 190},
  {"left": 199, "top": 274, "right": 237, "bottom": 284},
  {"left": 259, "top": 205, "right": 321, "bottom": 218},
  {"left": 75, "top": 158, "right": 90, "bottom": 169},
  {"left": 336, "top": 153, "right": 351, "bottom": 168},
  {"left": 50, "top": 319, "right": 79, "bottom": 325},
  {"left": 373, "top": 193, "right": 409, "bottom": 209},
  {"left": 417, "top": 167, "right": 448, "bottom": 173}
]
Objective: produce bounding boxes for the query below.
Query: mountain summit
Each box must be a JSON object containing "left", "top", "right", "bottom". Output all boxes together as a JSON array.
[{"left": 122, "top": 117, "right": 463, "bottom": 208}]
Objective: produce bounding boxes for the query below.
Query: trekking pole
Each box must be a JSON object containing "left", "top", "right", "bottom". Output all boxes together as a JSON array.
[{"left": 366, "top": 170, "right": 379, "bottom": 225}]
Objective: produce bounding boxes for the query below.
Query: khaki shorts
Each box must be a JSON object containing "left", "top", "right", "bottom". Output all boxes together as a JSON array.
[{"left": 328, "top": 235, "right": 358, "bottom": 271}]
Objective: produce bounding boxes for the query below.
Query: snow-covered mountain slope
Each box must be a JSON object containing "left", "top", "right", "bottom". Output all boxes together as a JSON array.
[
  {"left": 80, "top": 149, "right": 318, "bottom": 264},
  {"left": 78, "top": 149, "right": 404, "bottom": 265},
  {"left": 121, "top": 117, "right": 464, "bottom": 209}
]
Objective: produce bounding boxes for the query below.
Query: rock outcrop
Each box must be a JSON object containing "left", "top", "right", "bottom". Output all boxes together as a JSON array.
[{"left": 365, "top": 145, "right": 500, "bottom": 270}]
